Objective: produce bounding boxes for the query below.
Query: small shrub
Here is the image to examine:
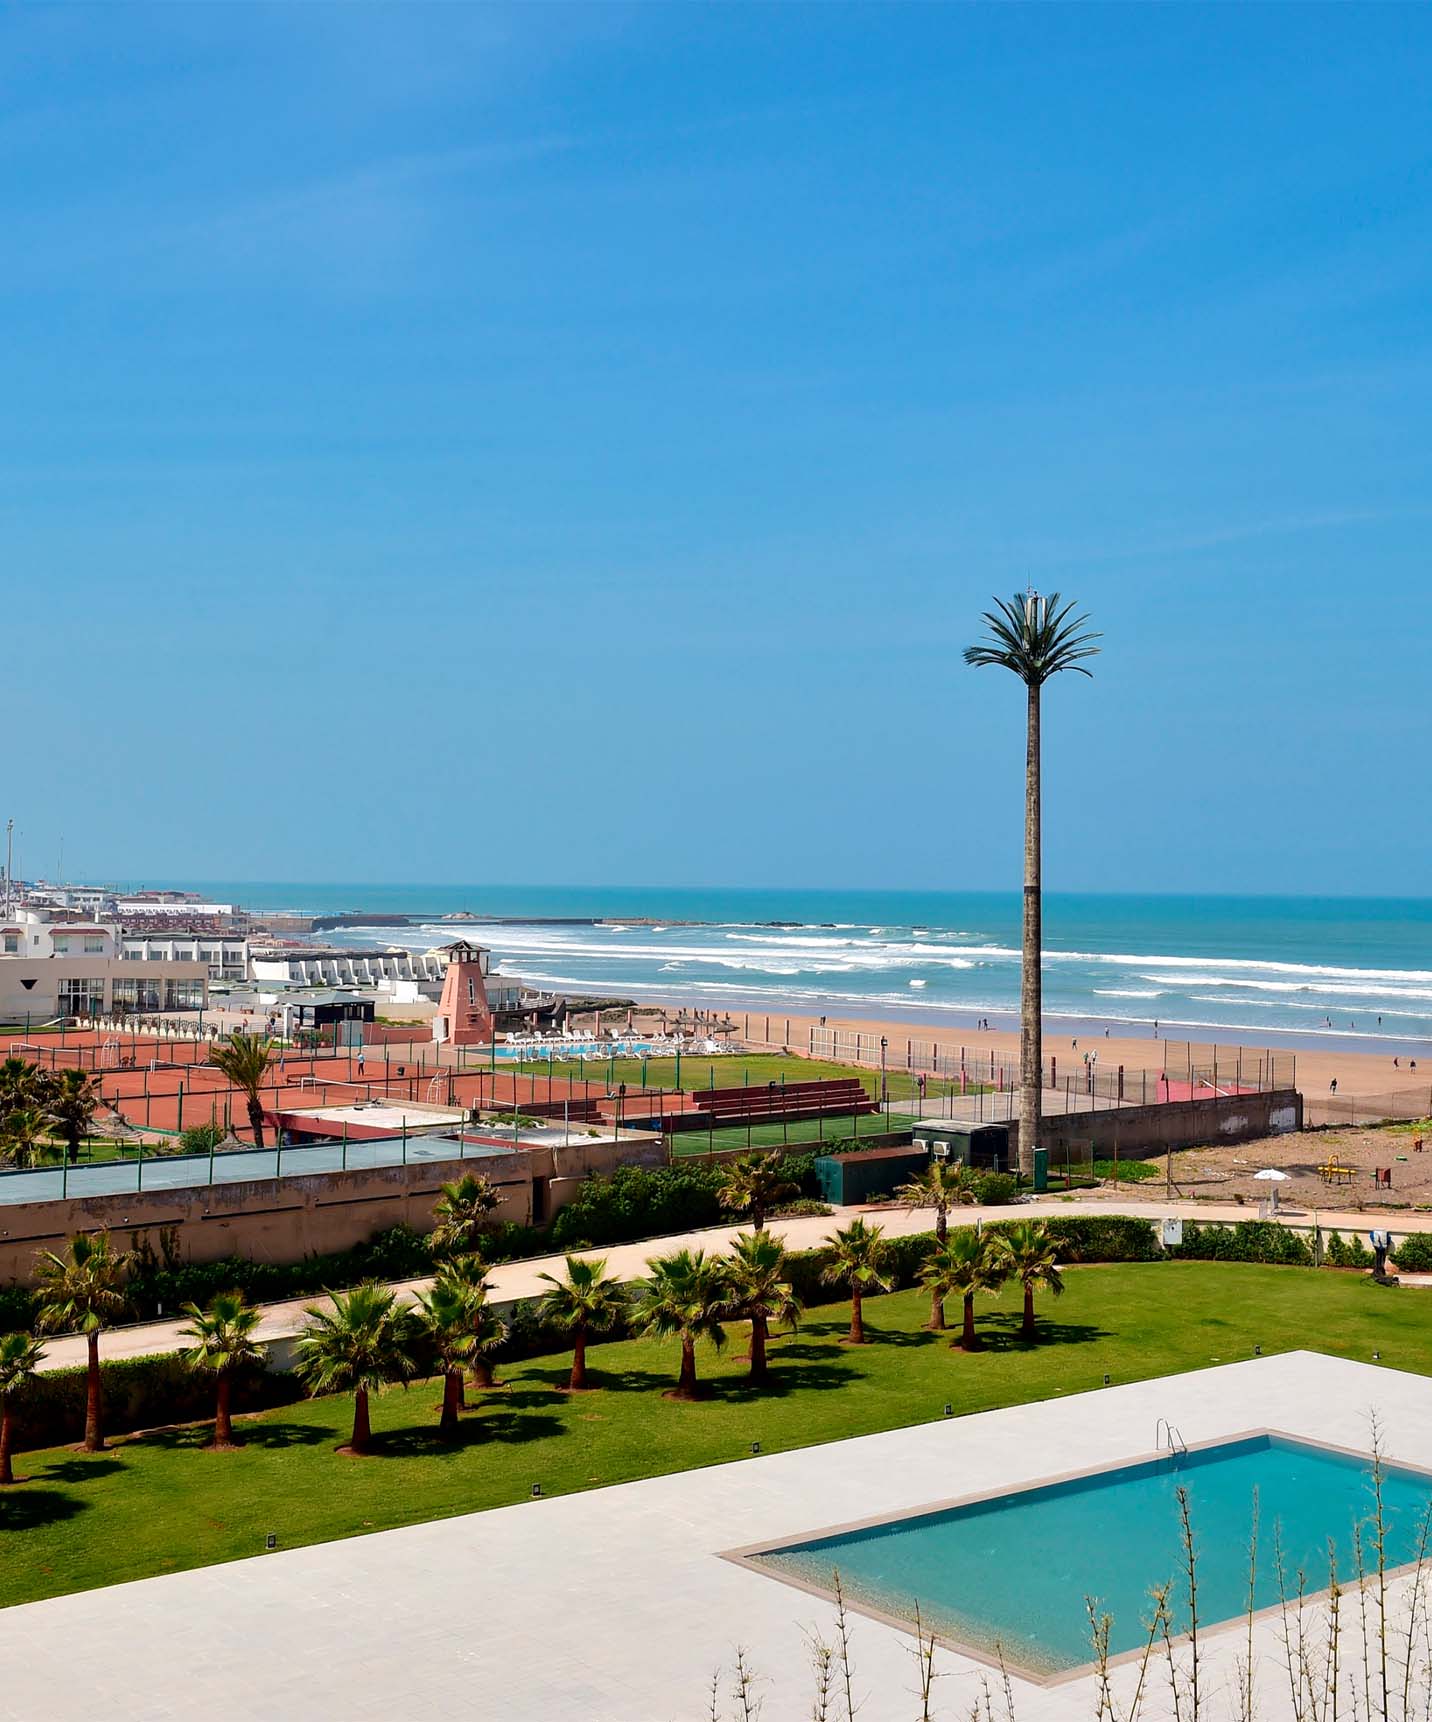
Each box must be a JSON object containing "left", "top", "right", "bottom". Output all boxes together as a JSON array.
[
  {"left": 1393, "top": 1232, "right": 1432, "bottom": 1272},
  {"left": 973, "top": 1171, "right": 1019, "bottom": 1207},
  {"left": 1324, "top": 1230, "right": 1374, "bottom": 1269},
  {"left": 0, "top": 1284, "right": 36, "bottom": 1331},
  {"left": 771, "top": 1198, "right": 832, "bottom": 1218},
  {"left": 177, "top": 1122, "right": 226, "bottom": 1154}
]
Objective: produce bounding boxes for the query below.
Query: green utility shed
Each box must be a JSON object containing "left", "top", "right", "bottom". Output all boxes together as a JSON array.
[
  {"left": 813, "top": 1145, "right": 930, "bottom": 1206},
  {"left": 909, "top": 1121, "right": 1012, "bottom": 1172}
]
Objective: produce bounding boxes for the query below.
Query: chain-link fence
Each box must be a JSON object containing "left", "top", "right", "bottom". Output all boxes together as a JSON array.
[{"left": 1303, "top": 1085, "right": 1432, "bottom": 1128}]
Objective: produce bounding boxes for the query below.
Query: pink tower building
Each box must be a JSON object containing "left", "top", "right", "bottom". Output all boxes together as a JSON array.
[{"left": 431, "top": 940, "right": 495, "bottom": 1046}]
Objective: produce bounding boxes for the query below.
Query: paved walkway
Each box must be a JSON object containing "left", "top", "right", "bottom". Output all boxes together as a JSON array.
[
  {"left": 32, "top": 1193, "right": 1426, "bottom": 1373},
  {"left": 1, "top": 1353, "right": 1425, "bottom": 1720}
]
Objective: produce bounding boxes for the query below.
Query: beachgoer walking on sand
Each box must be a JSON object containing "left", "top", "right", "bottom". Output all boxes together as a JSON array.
[{"left": 1330, "top": 1078, "right": 1338, "bottom": 1093}]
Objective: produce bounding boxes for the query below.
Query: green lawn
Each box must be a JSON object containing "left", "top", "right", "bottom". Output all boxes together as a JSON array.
[
  {"left": 2, "top": 1263, "right": 1421, "bottom": 1610},
  {"left": 670, "top": 1109, "right": 918, "bottom": 1156},
  {"left": 497, "top": 1050, "right": 984, "bottom": 1105}
]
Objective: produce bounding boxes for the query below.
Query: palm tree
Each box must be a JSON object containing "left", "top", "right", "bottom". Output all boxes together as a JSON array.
[
  {"left": 897, "top": 1160, "right": 979, "bottom": 1328},
  {"left": 48, "top": 1068, "right": 103, "bottom": 1165},
  {"left": 921, "top": 1228, "right": 1010, "bottom": 1351},
  {"left": 293, "top": 1283, "right": 419, "bottom": 1455},
  {"left": 34, "top": 1231, "right": 133, "bottom": 1451},
  {"left": 1, "top": 1106, "right": 54, "bottom": 1169},
  {"left": 412, "top": 1279, "right": 478, "bottom": 1438},
  {"left": 208, "top": 1031, "right": 274, "bottom": 1148},
  {"left": 429, "top": 1174, "right": 500, "bottom": 1259},
  {"left": 535, "top": 1254, "right": 626, "bottom": 1390},
  {"left": 1002, "top": 1220, "right": 1065, "bottom": 1341},
  {"left": 0, "top": 1056, "right": 46, "bottom": 1112},
  {"left": 965, "top": 592, "right": 1100, "bottom": 1174},
  {"left": 638, "top": 1248, "right": 729, "bottom": 1401},
  {"left": 441, "top": 1255, "right": 507, "bottom": 1391},
  {"left": 0, "top": 1330, "right": 45, "bottom": 1484},
  {"left": 178, "top": 1291, "right": 265, "bottom": 1449},
  {"left": 897, "top": 1160, "right": 977, "bottom": 1246},
  {"left": 717, "top": 1151, "right": 799, "bottom": 1231},
  {"left": 819, "top": 1218, "right": 892, "bottom": 1346},
  {"left": 724, "top": 1231, "right": 801, "bottom": 1384}
]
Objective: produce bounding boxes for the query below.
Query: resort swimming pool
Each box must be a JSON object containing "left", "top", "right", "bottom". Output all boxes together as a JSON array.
[{"left": 737, "top": 1434, "right": 1432, "bottom": 1679}]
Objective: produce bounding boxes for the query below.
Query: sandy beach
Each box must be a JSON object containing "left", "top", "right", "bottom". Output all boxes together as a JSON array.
[{"left": 646, "top": 1002, "right": 1430, "bottom": 1113}]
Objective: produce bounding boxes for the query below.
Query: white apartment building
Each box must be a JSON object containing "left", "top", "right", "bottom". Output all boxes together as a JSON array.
[
  {"left": 249, "top": 946, "right": 524, "bottom": 1012},
  {"left": 119, "top": 932, "right": 248, "bottom": 981}
]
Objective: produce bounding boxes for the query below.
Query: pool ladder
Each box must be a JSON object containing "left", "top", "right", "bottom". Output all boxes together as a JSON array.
[{"left": 1155, "top": 1417, "right": 1188, "bottom": 1456}]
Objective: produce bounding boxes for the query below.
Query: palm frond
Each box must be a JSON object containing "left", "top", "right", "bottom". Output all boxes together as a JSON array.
[{"left": 964, "top": 590, "right": 1101, "bottom": 686}]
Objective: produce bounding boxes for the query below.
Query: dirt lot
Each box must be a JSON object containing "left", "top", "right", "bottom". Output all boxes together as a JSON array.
[{"left": 1137, "top": 1118, "right": 1432, "bottom": 1213}]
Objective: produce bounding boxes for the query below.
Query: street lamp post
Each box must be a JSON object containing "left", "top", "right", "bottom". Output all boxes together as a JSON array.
[{"left": 881, "top": 1036, "right": 889, "bottom": 1128}]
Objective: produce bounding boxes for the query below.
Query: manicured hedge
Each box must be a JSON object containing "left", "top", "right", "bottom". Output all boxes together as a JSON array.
[
  {"left": 123, "top": 1224, "right": 439, "bottom": 1321},
  {"left": 1031, "top": 1214, "right": 1163, "bottom": 1263},
  {"left": 1168, "top": 1220, "right": 1314, "bottom": 1267},
  {"left": 11, "top": 1354, "right": 303, "bottom": 1451}
]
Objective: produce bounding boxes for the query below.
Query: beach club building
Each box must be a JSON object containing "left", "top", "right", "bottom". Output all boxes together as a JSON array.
[{"left": 0, "top": 910, "right": 209, "bottom": 1022}]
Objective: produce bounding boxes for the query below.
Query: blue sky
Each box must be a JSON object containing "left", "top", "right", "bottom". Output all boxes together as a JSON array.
[{"left": 3, "top": 5, "right": 1429, "bottom": 895}]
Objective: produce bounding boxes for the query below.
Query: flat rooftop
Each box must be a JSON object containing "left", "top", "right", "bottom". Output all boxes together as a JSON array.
[
  {"left": 0, "top": 1134, "right": 515, "bottom": 1209},
  {"left": 279, "top": 1100, "right": 468, "bottom": 1134}
]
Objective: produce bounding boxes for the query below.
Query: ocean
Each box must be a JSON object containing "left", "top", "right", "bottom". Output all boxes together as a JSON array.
[{"left": 130, "top": 884, "right": 1432, "bottom": 1051}]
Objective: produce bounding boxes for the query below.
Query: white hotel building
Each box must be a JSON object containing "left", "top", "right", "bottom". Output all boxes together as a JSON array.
[{"left": 0, "top": 912, "right": 211, "bottom": 1021}]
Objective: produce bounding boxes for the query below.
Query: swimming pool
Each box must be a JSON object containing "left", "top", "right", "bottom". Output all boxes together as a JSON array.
[
  {"left": 492, "top": 1039, "right": 658, "bottom": 1061},
  {"left": 733, "top": 1433, "right": 1432, "bottom": 1680}
]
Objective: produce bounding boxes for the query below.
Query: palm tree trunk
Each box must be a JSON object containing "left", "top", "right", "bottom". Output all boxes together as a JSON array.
[
  {"left": 674, "top": 1334, "right": 699, "bottom": 1399},
  {"left": 928, "top": 1288, "right": 945, "bottom": 1331},
  {"left": 1019, "top": 681, "right": 1042, "bottom": 1178},
  {"left": 247, "top": 1093, "right": 266, "bottom": 1150},
  {"left": 570, "top": 1325, "right": 588, "bottom": 1391},
  {"left": 0, "top": 1399, "right": 13, "bottom": 1484},
  {"left": 471, "top": 1354, "right": 495, "bottom": 1390},
  {"left": 83, "top": 1330, "right": 104, "bottom": 1452},
  {"left": 848, "top": 1285, "right": 864, "bottom": 1345},
  {"left": 961, "top": 1291, "right": 977, "bottom": 1350},
  {"left": 1022, "top": 1282, "right": 1036, "bottom": 1341},
  {"left": 752, "top": 1201, "right": 766, "bottom": 1231},
  {"left": 749, "top": 1315, "right": 768, "bottom": 1382},
  {"left": 935, "top": 1207, "right": 948, "bottom": 1246},
  {"left": 350, "top": 1387, "right": 371, "bottom": 1453},
  {"left": 214, "top": 1371, "right": 235, "bottom": 1448},
  {"left": 439, "top": 1371, "right": 461, "bottom": 1438}
]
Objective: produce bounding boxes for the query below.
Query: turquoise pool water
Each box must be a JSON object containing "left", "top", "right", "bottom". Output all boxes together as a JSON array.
[{"left": 749, "top": 1435, "right": 1432, "bottom": 1677}]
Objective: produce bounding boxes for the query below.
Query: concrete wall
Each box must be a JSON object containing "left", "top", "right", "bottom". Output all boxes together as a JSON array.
[
  {"left": 1035, "top": 1088, "right": 1304, "bottom": 1161},
  {"left": 0, "top": 1137, "right": 664, "bottom": 1287}
]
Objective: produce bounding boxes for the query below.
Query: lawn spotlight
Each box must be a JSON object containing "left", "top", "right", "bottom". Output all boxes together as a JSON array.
[
  {"left": 531, "top": 1483, "right": 542, "bottom": 1498},
  {"left": 265, "top": 1533, "right": 277, "bottom": 1551},
  {"left": 943, "top": 1404, "right": 953, "bottom": 1418},
  {"left": 1102, "top": 1373, "right": 1111, "bottom": 1387},
  {"left": 750, "top": 1441, "right": 761, "bottom": 1456}
]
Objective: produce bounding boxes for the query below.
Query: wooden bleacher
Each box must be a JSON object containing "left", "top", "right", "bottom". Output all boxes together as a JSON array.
[{"left": 684, "top": 1077, "right": 876, "bottom": 1126}]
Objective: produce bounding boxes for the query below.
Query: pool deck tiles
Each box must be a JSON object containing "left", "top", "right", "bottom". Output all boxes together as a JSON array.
[{"left": 2, "top": 1351, "right": 1431, "bottom": 1720}]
